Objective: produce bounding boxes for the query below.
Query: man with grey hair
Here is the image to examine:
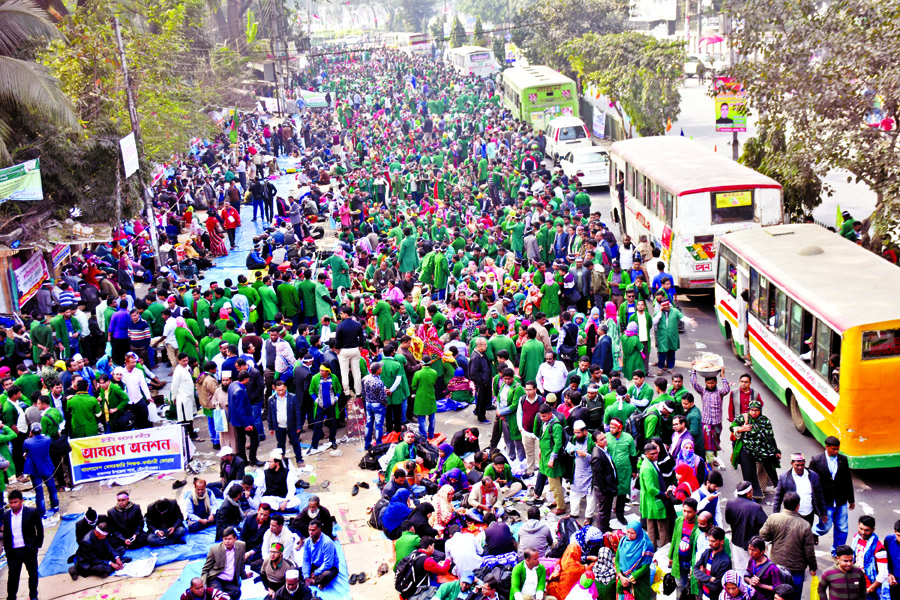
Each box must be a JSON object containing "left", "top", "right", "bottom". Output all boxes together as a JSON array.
[{"left": 361, "top": 362, "right": 387, "bottom": 450}]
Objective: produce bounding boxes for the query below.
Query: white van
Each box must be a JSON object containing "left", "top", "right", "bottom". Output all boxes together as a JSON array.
[{"left": 544, "top": 116, "right": 592, "bottom": 161}]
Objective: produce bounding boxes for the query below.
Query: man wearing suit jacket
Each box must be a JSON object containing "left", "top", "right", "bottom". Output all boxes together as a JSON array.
[
  {"left": 24, "top": 422, "right": 59, "bottom": 517},
  {"left": 591, "top": 429, "right": 619, "bottom": 533},
  {"left": 4, "top": 489, "right": 43, "bottom": 600},
  {"left": 202, "top": 526, "right": 249, "bottom": 599},
  {"left": 809, "top": 436, "right": 855, "bottom": 557}
]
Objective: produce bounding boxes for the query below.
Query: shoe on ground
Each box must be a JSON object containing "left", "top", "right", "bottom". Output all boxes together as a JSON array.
[
  {"left": 212, "top": 443, "right": 221, "bottom": 450},
  {"left": 349, "top": 574, "right": 358, "bottom": 585},
  {"left": 477, "top": 419, "right": 490, "bottom": 424},
  {"left": 357, "top": 572, "right": 367, "bottom": 583},
  {"left": 552, "top": 508, "right": 567, "bottom": 516},
  {"left": 330, "top": 442, "right": 338, "bottom": 450},
  {"left": 351, "top": 484, "right": 359, "bottom": 496},
  {"left": 358, "top": 481, "right": 370, "bottom": 489},
  {"left": 68, "top": 566, "right": 78, "bottom": 581}
]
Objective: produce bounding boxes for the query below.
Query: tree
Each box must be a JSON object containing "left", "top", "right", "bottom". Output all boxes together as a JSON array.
[
  {"left": 472, "top": 16, "right": 487, "bottom": 47},
  {"left": 449, "top": 15, "right": 466, "bottom": 48},
  {"left": 567, "top": 32, "right": 684, "bottom": 138},
  {"left": 728, "top": 0, "right": 900, "bottom": 247},
  {"left": 0, "top": 0, "right": 76, "bottom": 160},
  {"left": 512, "top": 0, "right": 627, "bottom": 73},
  {"left": 430, "top": 14, "right": 445, "bottom": 50},
  {"left": 455, "top": 0, "right": 537, "bottom": 25},
  {"left": 393, "top": 0, "right": 434, "bottom": 33}
]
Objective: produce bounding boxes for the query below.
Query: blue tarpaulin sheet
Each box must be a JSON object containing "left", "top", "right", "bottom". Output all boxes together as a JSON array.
[{"left": 436, "top": 398, "right": 467, "bottom": 413}]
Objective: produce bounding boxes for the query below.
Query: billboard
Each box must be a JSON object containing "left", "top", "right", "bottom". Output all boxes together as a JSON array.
[{"left": 714, "top": 77, "right": 747, "bottom": 132}]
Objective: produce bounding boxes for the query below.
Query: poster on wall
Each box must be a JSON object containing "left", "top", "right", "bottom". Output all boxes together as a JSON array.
[
  {"left": 14, "top": 251, "right": 48, "bottom": 308},
  {"left": 714, "top": 77, "right": 747, "bottom": 132}
]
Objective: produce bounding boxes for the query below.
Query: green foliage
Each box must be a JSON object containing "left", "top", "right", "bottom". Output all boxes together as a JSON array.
[
  {"left": 430, "top": 15, "right": 445, "bottom": 49},
  {"left": 449, "top": 15, "right": 466, "bottom": 48},
  {"left": 394, "top": 0, "right": 434, "bottom": 33},
  {"left": 455, "top": 0, "right": 536, "bottom": 25},
  {"left": 472, "top": 16, "right": 487, "bottom": 47},
  {"left": 567, "top": 31, "right": 684, "bottom": 138},
  {"left": 245, "top": 9, "right": 258, "bottom": 45},
  {"left": 43, "top": 0, "right": 216, "bottom": 165},
  {"left": 727, "top": 0, "right": 900, "bottom": 245},
  {"left": 513, "top": 0, "right": 626, "bottom": 73},
  {"left": 740, "top": 127, "right": 826, "bottom": 223},
  {"left": 492, "top": 35, "right": 505, "bottom": 65},
  {"left": 0, "top": 0, "right": 76, "bottom": 161}
]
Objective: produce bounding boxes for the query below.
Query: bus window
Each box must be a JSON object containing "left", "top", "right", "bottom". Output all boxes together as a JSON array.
[
  {"left": 664, "top": 191, "right": 674, "bottom": 226},
  {"left": 773, "top": 287, "right": 788, "bottom": 339},
  {"left": 759, "top": 276, "right": 769, "bottom": 324},
  {"left": 749, "top": 268, "right": 759, "bottom": 318},
  {"left": 651, "top": 183, "right": 660, "bottom": 216},
  {"left": 716, "top": 253, "right": 736, "bottom": 297},
  {"left": 710, "top": 189, "right": 755, "bottom": 224},
  {"left": 789, "top": 301, "right": 803, "bottom": 354},
  {"left": 814, "top": 320, "right": 840, "bottom": 380}
]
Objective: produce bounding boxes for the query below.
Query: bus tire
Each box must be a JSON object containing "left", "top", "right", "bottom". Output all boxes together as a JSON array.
[
  {"left": 724, "top": 324, "right": 740, "bottom": 357},
  {"left": 788, "top": 392, "right": 808, "bottom": 434}
]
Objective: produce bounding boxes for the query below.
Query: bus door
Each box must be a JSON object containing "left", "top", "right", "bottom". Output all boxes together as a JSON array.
[{"left": 736, "top": 259, "right": 750, "bottom": 356}]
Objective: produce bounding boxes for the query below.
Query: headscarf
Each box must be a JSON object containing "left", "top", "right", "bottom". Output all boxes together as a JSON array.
[
  {"left": 381, "top": 488, "right": 413, "bottom": 533},
  {"left": 604, "top": 301, "right": 617, "bottom": 321},
  {"left": 274, "top": 340, "right": 295, "bottom": 373},
  {"left": 677, "top": 440, "right": 702, "bottom": 470},
  {"left": 175, "top": 317, "right": 188, "bottom": 329},
  {"left": 437, "top": 443, "right": 455, "bottom": 471},
  {"left": 408, "top": 502, "right": 434, "bottom": 530},
  {"left": 433, "top": 484, "right": 456, "bottom": 526},
  {"left": 574, "top": 525, "right": 604, "bottom": 556},
  {"left": 438, "top": 467, "right": 468, "bottom": 492},
  {"left": 616, "top": 521, "right": 655, "bottom": 574},
  {"left": 721, "top": 570, "right": 755, "bottom": 600},
  {"left": 592, "top": 546, "right": 617, "bottom": 585},
  {"left": 587, "top": 307, "right": 602, "bottom": 333},
  {"left": 674, "top": 463, "right": 700, "bottom": 493},
  {"left": 624, "top": 321, "right": 639, "bottom": 337}
]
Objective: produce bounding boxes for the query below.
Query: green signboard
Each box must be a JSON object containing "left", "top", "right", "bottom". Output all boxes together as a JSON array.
[{"left": 0, "top": 159, "right": 42, "bottom": 204}]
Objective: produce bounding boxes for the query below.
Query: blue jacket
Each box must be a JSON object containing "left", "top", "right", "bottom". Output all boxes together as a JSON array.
[
  {"left": 267, "top": 391, "right": 302, "bottom": 432},
  {"left": 24, "top": 434, "right": 54, "bottom": 479},
  {"left": 227, "top": 382, "right": 254, "bottom": 428},
  {"left": 301, "top": 532, "right": 338, "bottom": 578},
  {"left": 591, "top": 335, "right": 613, "bottom": 374}
]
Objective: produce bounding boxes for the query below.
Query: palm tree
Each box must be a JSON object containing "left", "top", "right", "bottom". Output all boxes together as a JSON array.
[{"left": 0, "top": 0, "right": 76, "bottom": 160}]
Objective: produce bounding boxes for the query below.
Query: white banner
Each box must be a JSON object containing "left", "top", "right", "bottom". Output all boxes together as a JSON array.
[{"left": 14, "top": 251, "right": 48, "bottom": 308}]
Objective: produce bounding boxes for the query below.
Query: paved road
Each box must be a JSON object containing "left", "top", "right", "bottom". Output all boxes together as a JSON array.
[{"left": 578, "top": 186, "right": 900, "bottom": 568}]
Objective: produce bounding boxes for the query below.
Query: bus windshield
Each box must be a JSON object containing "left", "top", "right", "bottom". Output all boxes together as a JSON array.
[{"left": 711, "top": 190, "right": 755, "bottom": 223}]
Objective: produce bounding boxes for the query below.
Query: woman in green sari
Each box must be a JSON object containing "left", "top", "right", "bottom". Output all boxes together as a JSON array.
[{"left": 174, "top": 317, "right": 200, "bottom": 361}]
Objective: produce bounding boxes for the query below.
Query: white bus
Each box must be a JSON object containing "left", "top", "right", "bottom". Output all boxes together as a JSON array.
[
  {"left": 609, "top": 136, "right": 783, "bottom": 289},
  {"left": 447, "top": 45, "right": 497, "bottom": 77},
  {"left": 382, "top": 32, "right": 431, "bottom": 55}
]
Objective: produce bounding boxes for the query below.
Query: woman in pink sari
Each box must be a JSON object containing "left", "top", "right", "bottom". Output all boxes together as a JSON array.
[{"left": 206, "top": 212, "right": 228, "bottom": 257}]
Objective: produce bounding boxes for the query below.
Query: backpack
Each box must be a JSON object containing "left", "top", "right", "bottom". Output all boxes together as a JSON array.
[
  {"left": 395, "top": 551, "right": 429, "bottom": 599},
  {"left": 548, "top": 516, "right": 580, "bottom": 558},
  {"left": 585, "top": 396, "right": 605, "bottom": 431},
  {"left": 368, "top": 498, "right": 388, "bottom": 531},
  {"left": 624, "top": 409, "right": 648, "bottom": 450},
  {"left": 774, "top": 563, "right": 793, "bottom": 587}
]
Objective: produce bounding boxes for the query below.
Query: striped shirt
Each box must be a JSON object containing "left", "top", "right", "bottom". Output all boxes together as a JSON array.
[
  {"left": 818, "top": 566, "right": 867, "bottom": 600},
  {"left": 127, "top": 318, "right": 151, "bottom": 348},
  {"left": 690, "top": 369, "right": 731, "bottom": 426},
  {"left": 58, "top": 290, "right": 76, "bottom": 307}
]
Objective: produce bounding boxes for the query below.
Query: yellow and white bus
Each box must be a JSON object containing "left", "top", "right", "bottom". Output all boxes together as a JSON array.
[
  {"left": 447, "top": 45, "right": 497, "bottom": 77},
  {"left": 609, "top": 137, "right": 783, "bottom": 289},
  {"left": 382, "top": 32, "right": 430, "bottom": 55},
  {"left": 715, "top": 224, "right": 900, "bottom": 468}
]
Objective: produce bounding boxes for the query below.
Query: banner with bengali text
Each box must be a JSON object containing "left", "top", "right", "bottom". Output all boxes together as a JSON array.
[{"left": 69, "top": 425, "right": 185, "bottom": 484}]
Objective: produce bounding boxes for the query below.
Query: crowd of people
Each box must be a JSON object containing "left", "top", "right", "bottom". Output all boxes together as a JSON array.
[{"left": 0, "top": 44, "right": 898, "bottom": 600}]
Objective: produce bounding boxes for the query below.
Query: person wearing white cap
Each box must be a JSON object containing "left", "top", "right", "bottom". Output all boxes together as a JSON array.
[
  {"left": 273, "top": 569, "right": 313, "bottom": 600},
  {"left": 259, "top": 449, "right": 302, "bottom": 511},
  {"left": 568, "top": 420, "right": 597, "bottom": 522},
  {"left": 773, "top": 453, "right": 826, "bottom": 527}
]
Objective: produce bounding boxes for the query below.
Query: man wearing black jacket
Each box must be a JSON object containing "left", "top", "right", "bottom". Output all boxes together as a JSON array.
[
  {"left": 725, "top": 481, "right": 769, "bottom": 551},
  {"left": 4, "top": 490, "right": 43, "bottom": 600},
  {"left": 468, "top": 337, "right": 492, "bottom": 424},
  {"left": 693, "top": 526, "right": 732, "bottom": 600},
  {"left": 591, "top": 430, "right": 618, "bottom": 533},
  {"left": 809, "top": 437, "right": 855, "bottom": 556},
  {"left": 293, "top": 352, "right": 315, "bottom": 432},
  {"left": 146, "top": 498, "right": 188, "bottom": 546},
  {"left": 243, "top": 504, "right": 272, "bottom": 570},
  {"left": 335, "top": 306, "right": 365, "bottom": 397},
  {"left": 106, "top": 490, "right": 148, "bottom": 551},
  {"left": 236, "top": 358, "right": 267, "bottom": 443}
]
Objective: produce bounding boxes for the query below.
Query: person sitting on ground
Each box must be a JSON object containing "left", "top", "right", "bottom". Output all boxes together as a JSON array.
[
  {"left": 215, "top": 484, "right": 244, "bottom": 542},
  {"left": 404, "top": 536, "right": 452, "bottom": 598},
  {"left": 291, "top": 495, "right": 335, "bottom": 539},
  {"left": 483, "top": 454, "right": 524, "bottom": 500},
  {"left": 180, "top": 577, "right": 231, "bottom": 600},
  {"left": 450, "top": 427, "right": 481, "bottom": 457},
  {"left": 74, "top": 507, "right": 107, "bottom": 544},
  {"left": 243, "top": 503, "right": 273, "bottom": 570},
  {"left": 260, "top": 449, "right": 303, "bottom": 511},
  {"left": 263, "top": 514, "right": 300, "bottom": 565},
  {"left": 261, "top": 542, "right": 297, "bottom": 594},
  {"left": 274, "top": 569, "right": 314, "bottom": 600},
  {"left": 70, "top": 522, "right": 124, "bottom": 580},
  {"left": 201, "top": 526, "right": 250, "bottom": 600},
  {"left": 394, "top": 521, "right": 421, "bottom": 571},
  {"left": 466, "top": 475, "right": 504, "bottom": 523},
  {"left": 434, "top": 443, "right": 465, "bottom": 476},
  {"left": 146, "top": 497, "right": 188, "bottom": 546},
  {"left": 444, "top": 524, "right": 484, "bottom": 577},
  {"left": 477, "top": 513, "right": 518, "bottom": 563},
  {"left": 184, "top": 477, "right": 218, "bottom": 533},
  {"left": 300, "top": 519, "right": 340, "bottom": 589},
  {"left": 106, "top": 489, "right": 148, "bottom": 551},
  {"left": 226, "top": 473, "right": 263, "bottom": 517},
  {"left": 517, "top": 506, "right": 555, "bottom": 558},
  {"left": 437, "top": 467, "right": 469, "bottom": 494},
  {"left": 511, "top": 547, "right": 556, "bottom": 600},
  {"left": 382, "top": 468, "right": 411, "bottom": 500},
  {"left": 209, "top": 446, "right": 246, "bottom": 499}
]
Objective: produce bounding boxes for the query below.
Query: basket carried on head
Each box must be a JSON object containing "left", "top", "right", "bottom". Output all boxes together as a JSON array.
[{"left": 694, "top": 352, "right": 724, "bottom": 378}]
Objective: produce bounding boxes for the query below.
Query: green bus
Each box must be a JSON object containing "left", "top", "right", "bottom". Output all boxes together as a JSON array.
[{"left": 501, "top": 65, "right": 578, "bottom": 129}]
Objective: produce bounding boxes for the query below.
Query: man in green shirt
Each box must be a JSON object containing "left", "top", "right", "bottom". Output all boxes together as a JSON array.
[{"left": 393, "top": 523, "right": 420, "bottom": 571}]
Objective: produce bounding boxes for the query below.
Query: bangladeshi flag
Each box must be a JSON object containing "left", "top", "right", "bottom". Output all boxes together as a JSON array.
[{"left": 228, "top": 111, "right": 239, "bottom": 144}]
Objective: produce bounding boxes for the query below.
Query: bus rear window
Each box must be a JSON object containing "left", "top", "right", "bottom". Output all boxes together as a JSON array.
[
  {"left": 558, "top": 126, "right": 587, "bottom": 141},
  {"left": 862, "top": 329, "right": 900, "bottom": 359},
  {"left": 711, "top": 190, "right": 755, "bottom": 223}
]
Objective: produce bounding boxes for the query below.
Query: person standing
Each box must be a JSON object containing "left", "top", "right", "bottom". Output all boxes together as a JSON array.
[
  {"left": 591, "top": 429, "right": 618, "bottom": 533},
  {"left": 229, "top": 371, "right": 261, "bottom": 467},
  {"left": 468, "top": 337, "right": 492, "bottom": 424},
  {"left": 221, "top": 201, "right": 241, "bottom": 250},
  {"left": 774, "top": 453, "right": 827, "bottom": 527},
  {"left": 335, "top": 306, "right": 364, "bottom": 398},
  {"left": 531, "top": 404, "right": 566, "bottom": 515},
  {"left": 640, "top": 441, "right": 670, "bottom": 548},
  {"left": 24, "top": 423, "right": 59, "bottom": 517},
  {"left": 535, "top": 351, "right": 568, "bottom": 399},
  {"left": 361, "top": 363, "right": 387, "bottom": 451},
  {"left": 819, "top": 544, "right": 868, "bottom": 600},
  {"left": 692, "top": 526, "right": 732, "bottom": 600},
  {"left": 267, "top": 379, "right": 304, "bottom": 462},
  {"left": 652, "top": 298, "right": 694, "bottom": 373},
  {"left": 172, "top": 353, "right": 201, "bottom": 442},
  {"left": 606, "top": 417, "right": 637, "bottom": 527},
  {"left": 759, "top": 491, "right": 818, "bottom": 595},
  {"left": 850, "top": 515, "right": 890, "bottom": 600},
  {"left": 4, "top": 489, "right": 42, "bottom": 600},
  {"left": 810, "top": 436, "right": 855, "bottom": 557},
  {"left": 690, "top": 366, "right": 730, "bottom": 469},
  {"left": 726, "top": 481, "right": 770, "bottom": 568},
  {"left": 517, "top": 382, "right": 543, "bottom": 477}
]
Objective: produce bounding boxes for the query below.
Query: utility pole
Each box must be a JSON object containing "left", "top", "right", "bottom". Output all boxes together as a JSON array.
[{"left": 112, "top": 15, "right": 161, "bottom": 272}]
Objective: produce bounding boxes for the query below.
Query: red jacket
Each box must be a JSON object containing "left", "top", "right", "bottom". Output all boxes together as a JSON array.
[{"left": 221, "top": 206, "right": 241, "bottom": 230}]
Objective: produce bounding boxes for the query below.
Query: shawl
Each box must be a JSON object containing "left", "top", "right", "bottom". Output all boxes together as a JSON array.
[
  {"left": 721, "top": 570, "right": 755, "bottom": 600},
  {"left": 604, "top": 301, "right": 617, "bottom": 322},
  {"left": 381, "top": 488, "right": 413, "bottom": 533},
  {"left": 616, "top": 521, "right": 654, "bottom": 574},
  {"left": 675, "top": 463, "right": 700, "bottom": 494},
  {"left": 433, "top": 484, "right": 456, "bottom": 527}
]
